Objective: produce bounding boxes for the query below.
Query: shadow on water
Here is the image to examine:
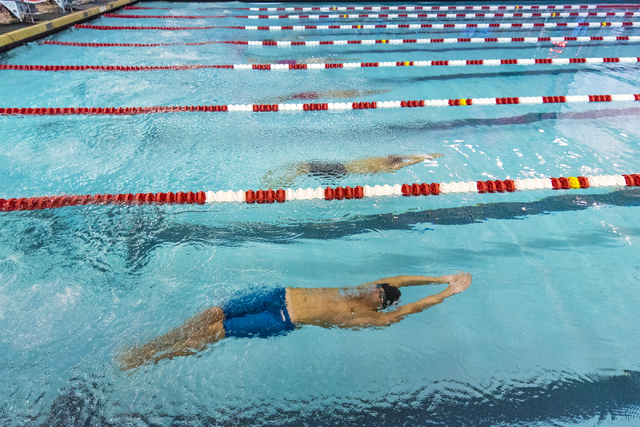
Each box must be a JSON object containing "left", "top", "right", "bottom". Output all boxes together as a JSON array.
[
  {"left": 146, "top": 187, "right": 640, "bottom": 242},
  {"left": 14, "top": 105, "right": 640, "bottom": 145},
  {"left": 372, "top": 65, "right": 629, "bottom": 84},
  {"left": 388, "top": 106, "right": 640, "bottom": 132},
  {"left": 34, "top": 369, "right": 640, "bottom": 426},
  {"left": 2, "top": 189, "right": 640, "bottom": 272}
]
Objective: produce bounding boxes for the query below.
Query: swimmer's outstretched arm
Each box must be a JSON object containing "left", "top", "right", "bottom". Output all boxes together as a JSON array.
[
  {"left": 405, "top": 154, "right": 443, "bottom": 163},
  {"left": 387, "top": 154, "right": 443, "bottom": 170},
  {"left": 363, "top": 274, "right": 450, "bottom": 288},
  {"left": 387, "top": 273, "right": 472, "bottom": 322},
  {"left": 354, "top": 273, "right": 472, "bottom": 327}
]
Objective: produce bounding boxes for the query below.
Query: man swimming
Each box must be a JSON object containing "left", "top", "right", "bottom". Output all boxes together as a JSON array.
[
  {"left": 257, "top": 88, "right": 391, "bottom": 104},
  {"left": 118, "top": 272, "right": 472, "bottom": 370},
  {"left": 263, "top": 154, "right": 443, "bottom": 188}
]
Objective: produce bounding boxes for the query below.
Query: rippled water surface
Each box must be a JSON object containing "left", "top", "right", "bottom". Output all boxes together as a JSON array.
[{"left": 1, "top": 1, "right": 640, "bottom": 426}]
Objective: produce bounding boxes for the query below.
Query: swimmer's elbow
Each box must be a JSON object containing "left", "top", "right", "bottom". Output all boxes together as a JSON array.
[
  {"left": 375, "top": 313, "right": 404, "bottom": 326},
  {"left": 347, "top": 315, "right": 397, "bottom": 328}
]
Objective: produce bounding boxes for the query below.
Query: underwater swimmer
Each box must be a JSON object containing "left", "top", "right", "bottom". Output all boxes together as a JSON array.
[
  {"left": 262, "top": 154, "right": 443, "bottom": 188},
  {"left": 257, "top": 88, "right": 390, "bottom": 104},
  {"left": 247, "top": 56, "right": 359, "bottom": 65},
  {"left": 118, "top": 273, "right": 472, "bottom": 370}
]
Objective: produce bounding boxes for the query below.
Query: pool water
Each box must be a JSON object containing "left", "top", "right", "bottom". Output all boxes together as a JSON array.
[{"left": 1, "top": 2, "right": 640, "bottom": 425}]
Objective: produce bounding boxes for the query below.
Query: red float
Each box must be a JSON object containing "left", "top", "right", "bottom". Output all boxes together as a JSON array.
[
  {"left": 134, "top": 193, "right": 145, "bottom": 204},
  {"left": 504, "top": 180, "right": 516, "bottom": 192},
  {"left": 430, "top": 183, "right": 441, "bottom": 195},
  {"left": 186, "top": 191, "right": 196, "bottom": 204},
  {"left": 266, "top": 189, "right": 276, "bottom": 203},
  {"left": 196, "top": 191, "right": 206, "bottom": 204},
  {"left": 325, "top": 187, "right": 334, "bottom": 200},
  {"left": 80, "top": 195, "right": 94, "bottom": 205},
  {"left": 354, "top": 186, "right": 364, "bottom": 199},
  {"left": 344, "top": 186, "right": 354, "bottom": 199},
  {"left": 578, "top": 177, "right": 590, "bottom": 189}
]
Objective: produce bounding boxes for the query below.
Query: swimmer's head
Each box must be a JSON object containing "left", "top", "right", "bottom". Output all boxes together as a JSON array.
[
  {"left": 340, "top": 284, "right": 400, "bottom": 309},
  {"left": 378, "top": 283, "right": 401, "bottom": 309},
  {"left": 387, "top": 155, "right": 404, "bottom": 167}
]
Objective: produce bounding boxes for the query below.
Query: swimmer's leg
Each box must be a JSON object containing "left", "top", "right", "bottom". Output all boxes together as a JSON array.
[
  {"left": 262, "top": 163, "right": 309, "bottom": 189},
  {"left": 118, "top": 307, "right": 225, "bottom": 370}
]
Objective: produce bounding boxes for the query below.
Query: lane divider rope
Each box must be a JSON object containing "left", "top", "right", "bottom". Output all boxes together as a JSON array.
[
  {"left": 60, "top": 33, "right": 640, "bottom": 47},
  {"left": 102, "top": 12, "right": 637, "bottom": 21},
  {"left": 73, "top": 21, "right": 640, "bottom": 31},
  {"left": 74, "top": 24, "right": 219, "bottom": 30},
  {"left": 208, "top": 4, "right": 640, "bottom": 12},
  {"left": 104, "top": 14, "right": 225, "bottom": 18},
  {"left": 228, "top": 12, "right": 640, "bottom": 20},
  {"left": 3, "top": 56, "right": 638, "bottom": 73},
  {"left": 124, "top": 6, "right": 171, "bottom": 9},
  {"left": 215, "top": 21, "right": 640, "bottom": 31},
  {"left": 122, "top": 4, "right": 640, "bottom": 12},
  {"left": 42, "top": 40, "right": 226, "bottom": 46},
  {"left": 1, "top": 94, "right": 639, "bottom": 116},
  {"left": 2, "top": 174, "right": 639, "bottom": 212}
]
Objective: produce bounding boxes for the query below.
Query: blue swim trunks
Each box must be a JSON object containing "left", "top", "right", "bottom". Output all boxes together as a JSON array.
[{"left": 222, "top": 287, "right": 295, "bottom": 339}]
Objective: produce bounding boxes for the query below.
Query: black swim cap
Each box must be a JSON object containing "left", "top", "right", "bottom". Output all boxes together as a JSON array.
[
  {"left": 380, "top": 283, "right": 401, "bottom": 308},
  {"left": 387, "top": 155, "right": 403, "bottom": 166}
]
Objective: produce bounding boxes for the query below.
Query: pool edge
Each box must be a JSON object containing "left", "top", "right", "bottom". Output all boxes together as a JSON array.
[{"left": 0, "top": 0, "right": 137, "bottom": 53}]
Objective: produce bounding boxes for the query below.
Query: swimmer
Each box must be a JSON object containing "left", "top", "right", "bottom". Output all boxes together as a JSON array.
[
  {"left": 258, "top": 88, "right": 390, "bottom": 104},
  {"left": 118, "top": 273, "right": 472, "bottom": 370},
  {"left": 263, "top": 154, "right": 443, "bottom": 188},
  {"left": 247, "top": 56, "right": 359, "bottom": 65}
]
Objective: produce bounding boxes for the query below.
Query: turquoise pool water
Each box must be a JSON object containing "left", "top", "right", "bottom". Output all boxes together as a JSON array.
[{"left": 1, "top": 2, "right": 640, "bottom": 425}]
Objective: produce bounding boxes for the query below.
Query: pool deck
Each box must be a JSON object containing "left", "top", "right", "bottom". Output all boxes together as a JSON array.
[{"left": 0, "top": 0, "right": 137, "bottom": 53}]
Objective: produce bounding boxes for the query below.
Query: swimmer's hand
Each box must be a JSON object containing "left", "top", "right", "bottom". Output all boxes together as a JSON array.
[
  {"left": 444, "top": 272, "right": 472, "bottom": 294},
  {"left": 422, "top": 153, "right": 443, "bottom": 160}
]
